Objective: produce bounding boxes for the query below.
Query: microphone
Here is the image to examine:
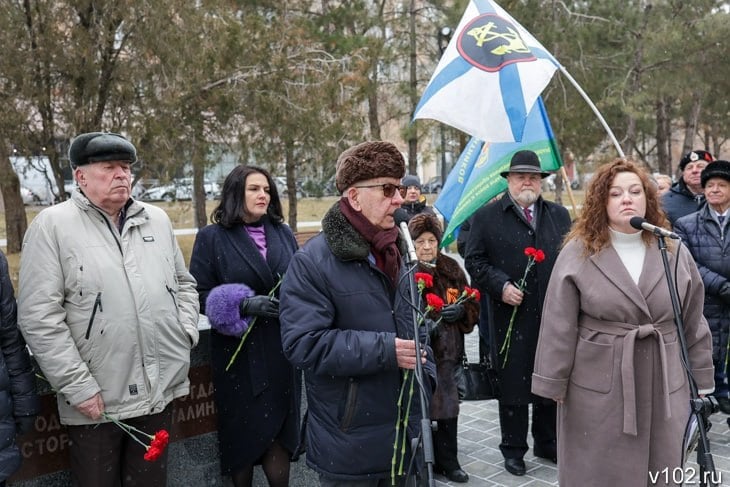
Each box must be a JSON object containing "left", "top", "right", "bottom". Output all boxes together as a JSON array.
[
  {"left": 629, "top": 216, "right": 680, "bottom": 240},
  {"left": 394, "top": 208, "right": 418, "bottom": 263}
]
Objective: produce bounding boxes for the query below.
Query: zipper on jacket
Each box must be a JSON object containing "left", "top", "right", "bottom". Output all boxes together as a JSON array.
[
  {"left": 85, "top": 292, "right": 103, "bottom": 339},
  {"left": 340, "top": 379, "right": 359, "bottom": 431},
  {"left": 166, "top": 284, "right": 177, "bottom": 308},
  {"left": 95, "top": 208, "right": 123, "bottom": 254}
]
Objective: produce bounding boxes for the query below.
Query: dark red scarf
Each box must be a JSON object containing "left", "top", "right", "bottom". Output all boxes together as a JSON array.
[{"left": 339, "top": 198, "right": 401, "bottom": 286}]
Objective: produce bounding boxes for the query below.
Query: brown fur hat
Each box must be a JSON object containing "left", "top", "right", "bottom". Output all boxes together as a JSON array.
[
  {"left": 408, "top": 213, "right": 443, "bottom": 243},
  {"left": 335, "top": 141, "right": 405, "bottom": 193}
]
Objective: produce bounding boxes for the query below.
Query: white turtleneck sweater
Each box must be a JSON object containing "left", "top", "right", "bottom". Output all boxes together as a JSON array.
[{"left": 609, "top": 228, "right": 646, "bottom": 285}]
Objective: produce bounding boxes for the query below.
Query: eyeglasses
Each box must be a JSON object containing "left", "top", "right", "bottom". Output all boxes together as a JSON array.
[
  {"left": 414, "top": 238, "right": 438, "bottom": 247},
  {"left": 354, "top": 183, "right": 407, "bottom": 198}
]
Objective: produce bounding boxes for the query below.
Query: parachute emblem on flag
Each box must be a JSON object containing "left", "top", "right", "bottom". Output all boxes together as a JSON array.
[{"left": 458, "top": 14, "right": 536, "bottom": 73}]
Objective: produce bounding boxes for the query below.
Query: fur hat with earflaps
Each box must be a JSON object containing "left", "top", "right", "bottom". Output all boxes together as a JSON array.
[
  {"left": 701, "top": 160, "right": 730, "bottom": 188},
  {"left": 335, "top": 141, "right": 405, "bottom": 193},
  {"left": 408, "top": 213, "right": 443, "bottom": 243}
]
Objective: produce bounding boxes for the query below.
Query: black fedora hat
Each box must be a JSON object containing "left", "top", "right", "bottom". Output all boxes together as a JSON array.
[{"left": 499, "top": 150, "right": 551, "bottom": 178}]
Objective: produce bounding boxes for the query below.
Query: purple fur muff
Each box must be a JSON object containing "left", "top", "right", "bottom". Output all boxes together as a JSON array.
[{"left": 205, "top": 283, "right": 256, "bottom": 337}]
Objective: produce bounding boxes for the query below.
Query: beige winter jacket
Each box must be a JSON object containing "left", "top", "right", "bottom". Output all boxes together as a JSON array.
[{"left": 18, "top": 190, "right": 199, "bottom": 425}]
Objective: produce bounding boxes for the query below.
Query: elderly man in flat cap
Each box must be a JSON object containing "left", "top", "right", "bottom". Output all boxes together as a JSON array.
[
  {"left": 280, "top": 141, "right": 436, "bottom": 486},
  {"left": 464, "top": 150, "right": 571, "bottom": 476},
  {"left": 18, "top": 132, "right": 199, "bottom": 486}
]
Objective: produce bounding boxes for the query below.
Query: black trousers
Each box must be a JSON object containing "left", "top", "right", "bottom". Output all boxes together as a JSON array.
[
  {"left": 433, "top": 417, "right": 460, "bottom": 471},
  {"left": 498, "top": 402, "right": 556, "bottom": 460},
  {"left": 67, "top": 406, "right": 173, "bottom": 487}
]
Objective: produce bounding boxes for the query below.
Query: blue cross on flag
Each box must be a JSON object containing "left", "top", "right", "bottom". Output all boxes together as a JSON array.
[{"left": 414, "top": 0, "right": 560, "bottom": 142}]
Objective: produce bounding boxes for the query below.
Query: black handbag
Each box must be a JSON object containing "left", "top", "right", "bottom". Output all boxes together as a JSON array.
[{"left": 457, "top": 354, "right": 500, "bottom": 401}]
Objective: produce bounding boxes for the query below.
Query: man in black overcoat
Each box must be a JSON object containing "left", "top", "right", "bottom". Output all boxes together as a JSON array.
[{"left": 464, "top": 150, "right": 571, "bottom": 476}]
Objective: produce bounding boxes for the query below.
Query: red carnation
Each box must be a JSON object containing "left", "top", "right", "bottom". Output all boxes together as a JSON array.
[
  {"left": 144, "top": 445, "right": 163, "bottom": 462},
  {"left": 151, "top": 430, "right": 170, "bottom": 450},
  {"left": 415, "top": 272, "right": 433, "bottom": 289},
  {"left": 501, "top": 246, "right": 546, "bottom": 367},
  {"left": 466, "top": 286, "right": 481, "bottom": 301},
  {"left": 425, "top": 293, "right": 444, "bottom": 312}
]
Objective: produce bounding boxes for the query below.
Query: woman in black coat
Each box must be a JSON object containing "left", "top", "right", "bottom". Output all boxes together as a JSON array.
[
  {"left": 0, "top": 250, "right": 40, "bottom": 486},
  {"left": 189, "top": 166, "right": 300, "bottom": 487}
]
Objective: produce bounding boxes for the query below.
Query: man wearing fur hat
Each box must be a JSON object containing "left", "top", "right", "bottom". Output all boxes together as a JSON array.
[
  {"left": 674, "top": 160, "right": 730, "bottom": 414},
  {"left": 464, "top": 150, "right": 571, "bottom": 476},
  {"left": 18, "top": 132, "right": 199, "bottom": 486},
  {"left": 662, "top": 149, "right": 714, "bottom": 224},
  {"left": 280, "top": 141, "right": 436, "bottom": 485},
  {"left": 401, "top": 174, "right": 436, "bottom": 222}
]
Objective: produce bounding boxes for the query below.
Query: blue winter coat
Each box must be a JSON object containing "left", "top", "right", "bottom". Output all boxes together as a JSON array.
[
  {"left": 674, "top": 207, "right": 730, "bottom": 378},
  {"left": 0, "top": 252, "right": 40, "bottom": 481},
  {"left": 661, "top": 179, "right": 705, "bottom": 224},
  {"left": 279, "top": 203, "right": 436, "bottom": 481}
]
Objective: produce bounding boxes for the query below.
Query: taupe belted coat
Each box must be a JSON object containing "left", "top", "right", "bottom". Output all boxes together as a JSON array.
[{"left": 532, "top": 239, "right": 713, "bottom": 487}]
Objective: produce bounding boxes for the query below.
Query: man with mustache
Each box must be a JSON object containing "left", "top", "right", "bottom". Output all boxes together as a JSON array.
[
  {"left": 465, "top": 150, "right": 571, "bottom": 476},
  {"left": 18, "top": 132, "right": 199, "bottom": 486}
]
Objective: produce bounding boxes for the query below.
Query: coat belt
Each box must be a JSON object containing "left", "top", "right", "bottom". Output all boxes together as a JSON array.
[{"left": 580, "top": 316, "right": 674, "bottom": 436}]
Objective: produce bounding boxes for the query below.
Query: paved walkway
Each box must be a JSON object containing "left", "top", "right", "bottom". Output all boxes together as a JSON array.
[{"left": 430, "top": 330, "right": 730, "bottom": 486}]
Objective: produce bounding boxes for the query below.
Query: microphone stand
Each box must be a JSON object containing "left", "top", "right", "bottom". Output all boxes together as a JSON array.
[
  {"left": 656, "top": 235, "right": 719, "bottom": 487},
  {"left": 403, "top": 257, "right": 435, "bottom": 487}
]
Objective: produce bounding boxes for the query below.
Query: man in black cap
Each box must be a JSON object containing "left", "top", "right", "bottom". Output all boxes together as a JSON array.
[
  {"left": 464, "top": 150, "right": 571, "bottom": 476},
  {"left": 18, "top": 132, "right": 200, "bottom": 486},
  {"left": 662, "top": 149, "right": 714, "bottom": 224},
  {"left": 280, "top": 141, "right": 436, "bottom": 485},
  {"left": 674, "top": 160, "right": 730, "bottom": 415}
]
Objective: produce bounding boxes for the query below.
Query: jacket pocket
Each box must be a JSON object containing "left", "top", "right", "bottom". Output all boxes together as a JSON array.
[
  {"left": 570, "top": 337, "right": 614, "bottom": 393},
  {"left": 338, "top": 379, "right": 359, "bottom": 432},
  {"left": 165, "top": 284, "right": 177, "bottom": 309},
  {"left": 664, "top": 338, "right": 687, "bottom": 393}
]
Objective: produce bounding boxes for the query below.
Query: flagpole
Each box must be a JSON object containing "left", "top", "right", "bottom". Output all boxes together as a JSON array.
[
  {"left": 557, "top": 66, "right": 626, "bottom": 159},
  {"left": 559, "top": 166, "right": 578, "bottom": 216}
]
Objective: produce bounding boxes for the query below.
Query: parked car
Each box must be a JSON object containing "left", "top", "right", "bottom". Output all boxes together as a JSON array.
[
  {"left": 141, "top": 178, "right": 220, "bottom": 202},
  {"left": 274, "top": 177, "right": 306, "bottom": 198},
  {"left": 542, "top": 173, "right": 580, "bottom": 191},
  {"left": 423, "top": 176, "right": 443, "bottom": 194},
  {"left": 20, "top": 187, "right": 41, "bottom": 205}
]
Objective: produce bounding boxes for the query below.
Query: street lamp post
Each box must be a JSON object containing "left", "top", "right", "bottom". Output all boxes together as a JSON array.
[{"left": 437, "top": 26, "right": 453, "bottom": 189}]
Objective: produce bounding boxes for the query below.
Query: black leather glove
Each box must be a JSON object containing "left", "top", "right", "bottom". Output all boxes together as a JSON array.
[
  {"left": 15, "top": 416, "right": 36, "bottom": 436},
  {"left": 239, "top": 295, "right": 279, "bottom": 319},
  {"left": 718, "top": 283, "right": 730, "bottom": 305},
  {"left": 440, "top": 303, "right": 465, "bottom": 323}
]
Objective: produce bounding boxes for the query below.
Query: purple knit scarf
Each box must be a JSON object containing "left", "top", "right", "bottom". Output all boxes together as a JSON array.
[{"left": 339, "top": 198, "right": 401, "bottom": 286}]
